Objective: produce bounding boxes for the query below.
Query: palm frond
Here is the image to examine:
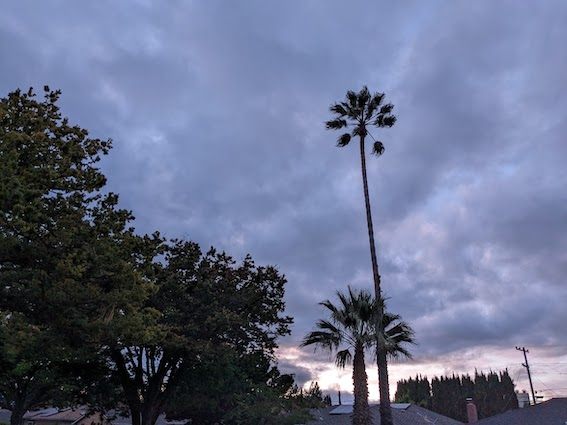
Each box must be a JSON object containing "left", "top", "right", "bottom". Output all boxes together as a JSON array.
[
  {"left": 383, "top": 115, "right": 396, "bottom": 127},
  {"left": 326, "top": 118, "right": 348, "bottom": 130},
  {"left": 336, "top": 290, "right": 352, "bottom": 313},
  {"left": 379, "top": 104, "right": 394, "bottom": 114},
  {"left": 386, "top": 325, "right": 414, "bottom": 342},
  {"left": 316, "top": 319, "right": 342, "bottom": 336},
  {"left": 386, "top": 345, "right": 413, "bottom": 360},
  {"left": 372, "top": 141, "right": 385, "bottom": 156},
  {"left": 329, "top": 103, "right": 348, "bottom": 116},
  {"left": 383, "top": 312, "right": 403, "bottom": 330},
  {"left": 358, "top": 86, "right": 370, "bottom": 108},
  {"left": 373, "top": 113, "right": 396, "bottom": 128},
  {"left": 340, "top": 102, "right": 357, "bottom": 119},
  {"left": 387, "top": 318, "right": 415, "bottom": 336},
  {"left": 320, "top": 300, "right": 340, "bottom": 315},
  {"left": 383, "top": 311, "right": 401, "bottom": 324},
  {"left": 366, "top": 92, "right": 385, "bottom": 117},
  {"left": 301, "top": 329, "right": 340, "bottom": 350},
  {"left": 346, "top": 90, "right": 358, "bottom": 109},
  {"left": 335, "top": 349, "right": 353, "bottom": 369},
  {"left": 336, "top": 133, "right": 351, "bottom": 147}
]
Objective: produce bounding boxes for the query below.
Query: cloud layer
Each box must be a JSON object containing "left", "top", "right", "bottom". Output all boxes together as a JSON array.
[{"left": 2, "top": 0, "right": 566, "bottom": 401}]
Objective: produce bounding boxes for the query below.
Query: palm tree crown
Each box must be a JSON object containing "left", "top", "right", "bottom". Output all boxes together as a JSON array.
[
  {"left": 301, "top": 287, "right": 414, "bottom": 366},
  {"left": 325, "top": 86, "right": 396, "bottom": 156}
]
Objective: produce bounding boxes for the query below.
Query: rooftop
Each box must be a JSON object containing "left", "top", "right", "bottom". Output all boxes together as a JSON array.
[
  {"left": 476, "top": 398, "right": 567, "bottom": 425},
  {"left": 307, "top": 403, "right": 463, "bottom": 425}
]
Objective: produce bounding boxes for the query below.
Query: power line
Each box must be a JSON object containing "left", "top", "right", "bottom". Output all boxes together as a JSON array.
[{"left": 535, "top": 379, "right": 557, "bottom": 398}]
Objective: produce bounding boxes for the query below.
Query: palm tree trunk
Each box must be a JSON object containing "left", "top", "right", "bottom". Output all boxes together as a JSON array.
[
  {"left": 352, "top": 343, "right": 371, "bottom": 425},
  {"left": 359, "top": 134, "right": 393, "bottom": 425}
]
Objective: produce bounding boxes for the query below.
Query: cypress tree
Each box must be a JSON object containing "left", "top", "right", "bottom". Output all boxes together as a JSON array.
[
  {"left": 417, "top": 376, "right": 431, "bottom": 408},
  {"left": 397, "top": 370, "right": 517, "bottom": 421},
  {"left": 474, "top": 371, "right": 489, "bottom": 418},
  {"left": 500, "top": 370, "right": 519, "bottom": 411},
  {"left": 460, "top": 374, "right": 475, "bottom": 422}
]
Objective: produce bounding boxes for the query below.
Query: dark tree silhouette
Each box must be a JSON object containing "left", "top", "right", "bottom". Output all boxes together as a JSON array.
[
  {"left": 325, "top": 86, "right": 396, "bottom": 425},
  {"left": 398, "top": 371, "right": 518, "bottom": 421},
  {"left": 302, "top": 287, "right": 413, "bottom": 425}
]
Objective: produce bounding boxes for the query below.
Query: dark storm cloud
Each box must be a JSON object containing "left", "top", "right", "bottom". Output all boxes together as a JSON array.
[{"left": 2, "top": 0, "right": 566, "bottom": 387}]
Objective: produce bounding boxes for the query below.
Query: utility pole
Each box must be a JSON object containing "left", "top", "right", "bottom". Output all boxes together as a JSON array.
[{"left": 516, "top": 346, "right": 536, "bottom": 405}]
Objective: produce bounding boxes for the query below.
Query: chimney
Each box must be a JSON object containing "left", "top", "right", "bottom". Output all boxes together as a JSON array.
[{"left": 466, "top": 398, "right": 478, "bottom": 424}]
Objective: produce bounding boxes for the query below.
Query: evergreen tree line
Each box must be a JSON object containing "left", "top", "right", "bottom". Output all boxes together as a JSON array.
[
  {"left": 394, "top": 370, "right": 519, "bottom": 422},
  {"left": 0, "top": 87, "right": 328, "bottom": 425}
]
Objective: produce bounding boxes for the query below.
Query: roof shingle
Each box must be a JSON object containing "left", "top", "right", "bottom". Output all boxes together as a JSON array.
[{"left": 476, "top": 398, "right": 567, "bottom": 425}]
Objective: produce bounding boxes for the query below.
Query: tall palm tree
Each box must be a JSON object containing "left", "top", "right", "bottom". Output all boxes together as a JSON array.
[
  {"left": 301, "top": 287, "right": 414, "bottom": 425},
  {"left": 325, "top": 87, "right": 397, "bottom": 425}
]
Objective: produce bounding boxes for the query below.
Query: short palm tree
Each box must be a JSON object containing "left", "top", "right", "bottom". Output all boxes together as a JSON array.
[
  {"left": 301, "top": 287, "right": 414, "bottom": 425},
  {"left": 325, "top": 87, "right": 397, "bottom": 425}
]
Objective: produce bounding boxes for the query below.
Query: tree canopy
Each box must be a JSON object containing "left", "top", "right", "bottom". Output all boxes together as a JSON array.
[
  {"left": 0, "top": 87, "right": 303, "bottom": 425},
  {"left": 395, "top": 371, "right": 519, "bottom": 422},
  {"left": 0, "top": 87, "right": 148, "bottom": 425}
]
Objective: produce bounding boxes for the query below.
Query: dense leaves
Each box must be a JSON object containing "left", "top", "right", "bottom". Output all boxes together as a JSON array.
[
  {"left": 0, "top": 87, "right": 152, "bottom": 425},
  {"left": 395, "top": 371, "right": 519, "bottom": 421},
  {"left": 110, "top": 241, "right": 293, "bottom": 425},
  {"left": 0, "top": 88, "right": 298, "bottom": 425}
]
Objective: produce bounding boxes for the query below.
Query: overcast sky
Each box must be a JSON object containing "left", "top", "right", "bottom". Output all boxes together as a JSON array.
[{"left": 2, "top": 0, "right": 566, "bottom": 403}]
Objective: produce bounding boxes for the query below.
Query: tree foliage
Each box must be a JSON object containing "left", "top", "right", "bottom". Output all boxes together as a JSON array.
[
  {"left": 394, "top": 370, "right": 519, "bottom": 421},
  {"left": 0, "top": 87, "right": 295, "bottom": 425},
  {"left": 109, "top": 240, "right": 292, "bottom": 425},
  {"left": 0, "top": 87, "right": 148, "bottom": 425}
]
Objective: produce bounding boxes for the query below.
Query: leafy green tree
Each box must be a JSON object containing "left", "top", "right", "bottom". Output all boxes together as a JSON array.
[
  {"left": 302, "top": 287, "right": 413, "bottom": 425},
  {"left": 214, "top": 370, "right": 323, "bottom": 425},
  {"left": 108, "top": 241, "right": 292, "bottom": 425},
  {"left": 0, "top": 312, "right": 121, "bottom": 425},
  {"left": 166, "top": 348, "right": 298, "bottom": 424},
  {"left": 0, "top": 87, "right": 295, "bottom": 425},
  {"left": 0, "top": 87, "right": 154, "bottom": 425},
  {"left": 325, "top": 87, "right": 397, "bottom": 425},
  {"left": 0, "top": 86, "right": 112, "bottom": 316},
  {"left": 0, "top": 86, "right": 153, "bottom": 327},
  {"left": 0, "top": 312, "right": 57, "bottom": 425}
]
